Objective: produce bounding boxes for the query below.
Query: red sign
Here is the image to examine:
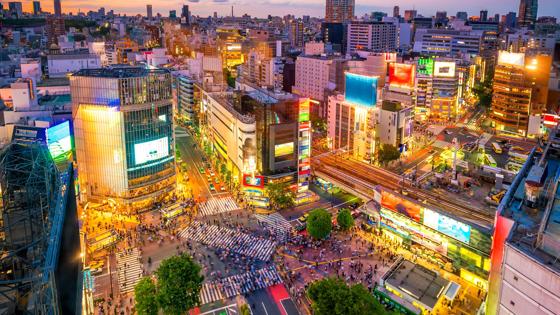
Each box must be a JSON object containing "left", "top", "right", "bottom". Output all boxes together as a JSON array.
[
  {"left": 388, "top": 63, "right": 416, "bottom": 88},
  {"left": 242, "top": 174, "right": 264, "bottom": 188},
  {"left": 543, "top": 114, "right": 559, "bottom": 127},
  {"left": 380, "top": 190, "right": 422, "bottom": 222}
]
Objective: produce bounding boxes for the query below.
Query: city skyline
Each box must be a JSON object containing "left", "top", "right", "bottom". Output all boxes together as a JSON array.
[{"left": 11, "top": 0, "right": 560, "bottom": 19}]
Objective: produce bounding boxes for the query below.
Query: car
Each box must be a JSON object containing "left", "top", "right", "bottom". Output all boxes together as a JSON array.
[
  {"left": 298, "top": 212, "right": 310, "bottom": 223},
  {"left": 210, "top": 171, "right": 216, "bottom": 176},
  {"left": 220, "top": 186, "right": 226, "bottom": 192},
  {"left": 209, "top": 184, "right": 216, "bottom": 191},
  {"left": 199, "top": 167, "right": 205, "bottom": 174}
]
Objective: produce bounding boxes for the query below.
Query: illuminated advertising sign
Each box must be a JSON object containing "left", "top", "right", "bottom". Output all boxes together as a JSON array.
[
  {"left": 243, "top": 174, "right": 265, "bottom": 188},
  {"left": 275, "top": 142, "right": 294, "bottom": 157},
  {"left": 46, "top": 121, "right": 72, "bottom": 161},
  {"left": 298, "top": 99, "right": 312, "bottom": 192},
  {"left": 497, "top": 51, "right": 525, "bottom": 67},
  {"left": 134, "top": 137, "right": 169, "bottom": 165},
  {"left": 344, "top": 72, "right": 378, "bottom": 107},
  {"left": 384, "top": 52, "right": 397, "bottom": 63},
  {"left": 389, "top": 63, "right": 416, "bottom": 88},
  {"left": 423, "top": 209, "right": 471, "bottom": 243},
  {"left": 417, "top": 57, "right": 434, "bottom": 76},
  {"left": 542, "top": 114, "right": 559, "bottom": 127},
  {"left": 434, "top": 61, "right": 456, "bottom": 77},
  {"left": 379, "top": 189, "right": 422, "bottom": 222},
  {"left": 12, "top": 125, "right": 46, "bottom": 141}
]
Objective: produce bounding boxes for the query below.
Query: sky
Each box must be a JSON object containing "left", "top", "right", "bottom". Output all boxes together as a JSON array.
[{"left": 11, "top": 0, "right": 560, "bottom": 19}]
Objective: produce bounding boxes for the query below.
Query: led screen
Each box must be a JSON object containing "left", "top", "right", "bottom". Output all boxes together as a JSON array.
[
  {"left": 417, "top": 57, "right": 434, "bottom": 75},
  {"left": 344, "top": 73, "right": 378, "bottom": 107},
  {"left": 134, "top": 137, "right": 169, "bottom": 165},
  {"left": 380, "top": 190, "right": 422, "bottom": 222},
  {"left": 389, "top": 63, "right": 416, "bottom": 87},
  {"left": 497, "top": 51, "right": 525, "bottom": 67},
  {"left": 46, "top": 121, "right": 72, "bottom": 161},
  {"left": 423, "top": 209, "right": 471, "bottom": 243},
  {"left": 434, "top": 61, "right": 456, "bottom": 77},
  {"left": 275, "top": 142, "right": 294, "bottom": 157},
  {"left": 243, "top": 174, "right": 264, "bottom": 188}
]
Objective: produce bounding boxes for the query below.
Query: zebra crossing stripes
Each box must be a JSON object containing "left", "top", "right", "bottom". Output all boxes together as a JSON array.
[
  {"left": 199, "top": 266, "right": 283, "bottom": 305},
  {"left": 179, "top": 221, "right": 277, "bottom": 261},
  {"left": 198, "top": 197, "right": 240, "bottom": 217},
  {"left": 254, "top": 212, "right": 293, "bottom": 243},
  {"left": 116, "top": 248, "right": 143, "bottom": 293}
]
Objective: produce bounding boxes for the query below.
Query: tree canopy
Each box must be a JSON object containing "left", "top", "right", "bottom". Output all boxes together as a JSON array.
[
  {"left": 306, "top": 208, "right": 332, "bottom": 239},
  {"left": 337, "top": 208, "right": 354, "bottom": 231},
  {"left": 378, "top": 144, "right": 401, "bottom": 164},
  {"left": 266, "top": 182, "right": 296, "bottom": 210},
  {"left": 134, "top": 277, "right": 158, "bottom": 315},
  {"left": 307, "top": 278, "right": 388, "bottom": 315}
]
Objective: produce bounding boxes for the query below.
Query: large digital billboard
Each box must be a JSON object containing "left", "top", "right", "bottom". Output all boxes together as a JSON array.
[
  {"left": 423, "top": 209, "right": 471, "bottom": 243},
  {"left": 46, "top": 121, "right": 72, "bottom": 161},
  {"left": 275, "top": 142, "right": 294, "bottom": 157},
  {"left": 134, "top": 137, "right": 169, "bottom": 165},
  {"left": 417, "top": 57, "right": 434, "bottom": 76},
  {"left": 497, "top": 51, "right": 525, "bottom": 68},
  {"left": 243, "top": 174, "right": 264, "bottom": 188},
  {"left": 344, "top": 72, "right": 378, "bottom": 107},
  {"left": 434, "top": 61, "right": 456, "bottom": 77},
  {"left": 379, "top": 189, "right": 422, "bottom": 222},
  {"left": 388, "top": 63, "right": 416, "bottom": 88}
]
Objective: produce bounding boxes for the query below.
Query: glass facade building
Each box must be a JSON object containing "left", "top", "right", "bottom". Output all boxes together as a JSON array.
[{"left": 71, "top": 67, "right": 176, "bottom": 211}]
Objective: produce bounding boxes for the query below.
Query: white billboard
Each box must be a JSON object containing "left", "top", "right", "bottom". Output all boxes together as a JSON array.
[
  {"left": 498, "top": 51, "right": 525, "bottom": 67},
  {"left": 434, "top": 61, "right": 456, "bottom": 77},
  {"left": 134, "top": 137, "right": 169, "bottom": 165}
]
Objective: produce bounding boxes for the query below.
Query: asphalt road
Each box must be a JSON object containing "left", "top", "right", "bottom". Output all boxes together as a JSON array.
[{"left": 246, "top": 289, "right": 282, "bottom": 315}]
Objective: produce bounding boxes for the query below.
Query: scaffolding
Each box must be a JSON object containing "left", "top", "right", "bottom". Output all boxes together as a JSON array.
[{"left": 0, "top": 140, "right": 70, "bottom": 314}]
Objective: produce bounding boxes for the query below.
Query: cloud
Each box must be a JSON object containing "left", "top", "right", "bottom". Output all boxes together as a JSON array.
[
  {"left": 187, "top": 0, "right": 200, "bottom": 2},
  {"left": 213, "top": 0, "right": 229, "bottom": 2}
]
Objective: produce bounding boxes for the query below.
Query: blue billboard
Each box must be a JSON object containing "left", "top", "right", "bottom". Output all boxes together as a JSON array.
[
  {"left": 344, "top": 72, "right": 378, "bottom": 107},
  {"left": 423, "top": 209, "right": 471, "bottom": 244},
  {"left": 46, "top": 121, "right": 72, "bottom": 162}
]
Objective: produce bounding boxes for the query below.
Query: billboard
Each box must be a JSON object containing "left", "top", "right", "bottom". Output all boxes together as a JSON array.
[
  {"left": 497, "top": 51, "right": 525, "bottom": 67},
  {"left": 344, "top": 72, "right": 378, "bottom": 107},
  {"left": 134, "top": 137, "right": 169, "bottom": 165},
  {"left": 243, "top": 174, "right": 265, "bottom": 188},
  {"left": 423, "top": 209, "right": 471, "bottom": 243},
  {"left": 12, "top": 125, "right": 46, "bottom": 142},
  {"left": 389, "top": 63, "right": 416, "bottom": 88},
  {"left": 417, "top": 57, "right": 434, "bottom": 75},
  {"left": 46, "top": 121, "right": 72, "bottom": 161},
  {"left": 434, "top": 61, "right": 456, "bottom": 77},
  {"left": 275, "top": 142, "right": 294, "bottom": 157},
  {"left": 379, "top": 189, "right": 422, "bottom": 222}
]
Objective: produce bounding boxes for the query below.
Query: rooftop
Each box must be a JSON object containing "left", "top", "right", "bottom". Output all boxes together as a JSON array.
[{"left": 73, "top": 66, "right": 170, "bottom": 78}]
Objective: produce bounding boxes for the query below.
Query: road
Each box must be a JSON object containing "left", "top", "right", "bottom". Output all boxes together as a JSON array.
[{"left": 312, "top": 153, "right": 495, "bottom": 228}]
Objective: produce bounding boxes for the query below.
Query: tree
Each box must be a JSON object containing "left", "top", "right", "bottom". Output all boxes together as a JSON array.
[
  {"left": 306, "top": 208, "right": 332, "bottom": 239},
  {"left": 155, "top": 254, "right": 204, "bottom": 315},
  {"left": 337, "top": 208, "right": 354, "bottom": 231},
  {"left": 378, "top": 144, "right": 401, "bottom": 165},
  {"left": 307, "top": 278, "right": 387, "bottom": 315},
  {"left": 266, "top": 182, "right": 296, "bottom": 210},
  {"left": 134, "top": 277, "right": 158, "bottom": 315},
  {"left": 240, "top": 304, "right": 251, "bottom": 315}
]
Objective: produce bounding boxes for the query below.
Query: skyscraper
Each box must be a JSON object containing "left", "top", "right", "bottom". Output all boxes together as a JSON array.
[
  {"left": 54, "top": 0, "right": 61, "bottom": 16},
  {"left": 181, "top": 4, "right": 190, "bottom": 25},
  {"left": 289, "top": 19, "right": 304, "bottom": 48},
  {"left": 147, "top": 4, "right": 153, "bottom": 19},
  {"left": 456, "top": 11, "right": 468, "bottom": 20},
  {"left": 33, "top": 1, "right": 41, "bottom": 15},
  {"left": 403, "top": 10, "right": 417, "bottom": 22},
  {"left": 518, "top": 0, "right": 538, "bottom": 27},
  {"left": 480, "top": 10, "right": 488, "bottom": 22},
  {"left": 70, "top": 67, "right": 176, "bottom": 211},
  {"left": 325, "top": 0, "right": 354, "bottom": 23},
  {"left": 505, "top": 12, "right": 517, "bottom": 28},
  {"left": 393, "top": 5, "right": 400, "bottom": 18}
]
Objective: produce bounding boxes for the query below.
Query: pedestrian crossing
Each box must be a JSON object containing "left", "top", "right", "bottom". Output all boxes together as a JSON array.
[
  {"left": 254, "top": 212, "right": 293, "bottom": 243},
  {"left": 198, "top": 197, "right": 240, "bottom": 217},
  {"left": 199, "top": 266, "right": 282, "bottom": 305},
  {"left": 179, "top": 221, "right": 277, "bottom": 261},
  {"left": 116, "top": 248, "right": 143, "bottom": 293}
]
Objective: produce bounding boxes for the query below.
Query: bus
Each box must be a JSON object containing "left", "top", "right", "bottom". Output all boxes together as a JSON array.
[
  {"left": 492, "top": 142, "right": 502, "bottom": 154},
  {"left": 484, "top": 154, "right": 497, "bottom": 167},
  {"left": 161, "top": 203, "right": 184, "bottom": 220},
  {"left": 87, "top": 231, "right": 118, "bottom": 253}
]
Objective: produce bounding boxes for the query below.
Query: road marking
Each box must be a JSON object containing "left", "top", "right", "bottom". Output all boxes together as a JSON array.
[{"left": 261, "top": 302, "right": 269, "bottom": 315}]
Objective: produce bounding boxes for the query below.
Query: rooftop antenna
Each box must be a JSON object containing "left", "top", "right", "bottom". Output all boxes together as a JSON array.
[{"left": 231, "top": 6, "right": 234, "bottom": 18}]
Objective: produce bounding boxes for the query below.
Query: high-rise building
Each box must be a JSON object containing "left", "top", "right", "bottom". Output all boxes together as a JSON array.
[
  {"left": 403, "top": 9, "right": 417, "bottom": 22},
  {"left": 169, "top": 10, "right": 176, "bottom": 19},
  {"left": 33, "top": 1, "right": 41, "bottom": 15},
  {"left": 175, "top": 75, "right": 195, "bottom": 122},
  {"left": 181, "top": 4, "right": 190, "bottom": 25},
  {"left": 346, "top": 21, "right": 397, "bottom": 54},
  {"left": 289, "top": 19, "right": 304, "bottom": 48},
  {"left": 147, "top": 4, "right": 153, "bottom": 19},
  {"left": 490, "top": 51, "right": 552, "bottom": 136},
  {"left": 321, "top": 22, "right": 346, "bottom": 54},
  {"left": 487, "top": 130, "right": 560, "bottom": 315},
  {"left": 435, "top": 11, "right": 448, "bottom": 24},
  {"left": 54, "top": 0, "right": 61, "bottom": 16},
  {"left": 480, "top": 10, "right": 488, "bottom": 22},
  {"left": 70, "top": 67, "right": 176, "bottom": 211},
  {"left": 393, "top": 5, "right": 400, "bottom": 18},
  {"left": 46, "top": 16, "right": 65, "bottom": 46},
  {"left": 325, "top": 0, "right": 354, "bottom": 23},
  {"left": 518, "top": 0, "right": 538, "bottom": 27},
  {"left": 456, "top": 11, "right": 468, "bottom": 20},
  {"left": 505, "top": 12, "right": 517, "bottom": 29},
  {"left": 8, "top": 2, "right": 23, "bottom": 18}
]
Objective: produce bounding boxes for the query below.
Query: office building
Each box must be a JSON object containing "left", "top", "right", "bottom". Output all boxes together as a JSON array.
[
  {"left": 181, "top": 4, "right": 190, "bottom": 25},
  {"left": 47, "top": 52, "right": 101, "bottom": 78},
  {"left": 289, "top": 19, "right": 304, "bottom": 49},
  {"left": 33, "top": 1, "right": 41, "bottom": 15},
  {"left": 403, "top": 10, "right": 417, "bottom": 22},
  {"left": 321, "top": 22, "right": 346, "bottom": 54},
  {"left": 8, "top": 2, "right": 23, "bottom": 18},
  {"left": 46, "top": 16, "right": 66, "bottom": 46},
  {"left": 435, "top": 11, "right": 448, "bottom": 24},
  {"left": 346, "top": 21, "right": 397, "bottom": 54},
  {"left": 169, "top": 10, "right": 176, "bottom": 19},
  {"left": 456, "top": 11, "right": 468, "bottom": 21},
  {"left": 518, "top": 0, "right": 538, "bottom": 27},
  {"left": 413, "top": 29, "right": 482, "bottom": 57},
  {"left": 325, "top": 0, "right": 354, "bottom": 23},
  {"left": 487, "top": 130, "right": 560, "bottom": 315},
  {"left": 490, "top": 51, "right": 552, "bottom": 136},
  {"left": 393, "top": 6, "right": 399, "bottom": 18},
  {"left": 54, "top": 0, "right": 62, "bottom": 16},
  {"left": 505, "top": 12, "right": 517, "bottom": 29},
  {"left": 378, "top": 100, "right": 413, "bottom": 151},
  {"left": 293, "top": 54, "right": 346, "bottom": 106},
  {"left": 147, "top": 4, "right": 153, "bottom": 19},
  {"left": 175, "top": 75, "right": 195, "bottom": 123},
  {"left": 480, "top": 10, "right": 488, "bottom": 22},
  {"left": 70, "top": 67, "right": 176, "bottom": 211}
]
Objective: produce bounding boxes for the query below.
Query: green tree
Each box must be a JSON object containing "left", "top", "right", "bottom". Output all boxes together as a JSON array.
[
  {"left": 266, "top": 182, "right": 296, "bottom": 210},
  {"left": 240, "top": 304, "right": 251, "bottom": 315},
  {"left": 224, "top": 68, "right": 236, "bottom": 88},
  {"left": 134, "top": 277, "right": 158, "bottom": 315},
  {"left": 155, "top": 254, "right": 204, "bottom": 315},
  {"left": 337, "top": 208, "right": 354, "bottom": 231},
  {"left": 307, "top": 278, "right": 387, "bottom": 315},
  {"left": 306, "top": 208, "right": 332, "bottom": 239},
  {"left": 378, "top": 144, "right": 401, "bottom": 165}
]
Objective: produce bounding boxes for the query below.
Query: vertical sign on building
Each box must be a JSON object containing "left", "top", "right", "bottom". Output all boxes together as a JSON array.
[{"left": 298, "top": 98, "right": 311, "bottom": 192}]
